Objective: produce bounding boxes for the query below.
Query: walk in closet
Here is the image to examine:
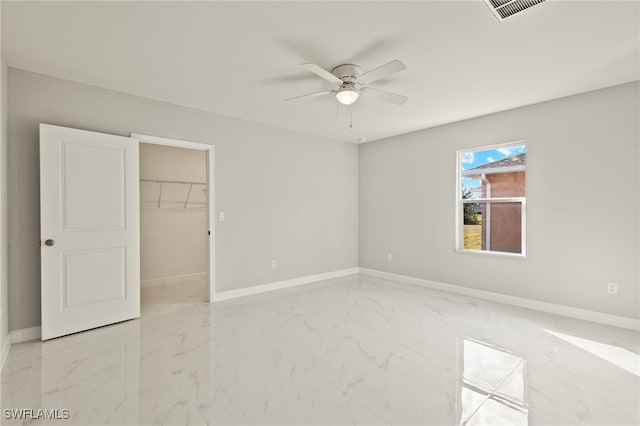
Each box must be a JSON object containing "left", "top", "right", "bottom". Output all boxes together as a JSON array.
[{"left": 139, "top": 143, "right": 209, "bottom": 306}]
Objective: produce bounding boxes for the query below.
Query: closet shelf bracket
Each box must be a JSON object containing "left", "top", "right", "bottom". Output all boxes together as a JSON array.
[{"left": 184, "top": 183, "right": 193, "bottom": 209}]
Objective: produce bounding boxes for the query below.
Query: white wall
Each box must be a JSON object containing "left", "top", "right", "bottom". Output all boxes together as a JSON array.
[
  {"left": 7, "top": 68, "right": 359, "bottom": 332},
  {"left": 7, "top": 66, "right": 637, "bottom": 331},
  {"left": 0, "top": 5, "right": 9, "bottom": 362},
  {"left": 360, "top": 82, "right": 640, "bottom": 319},
  {"left": 140, "top": 143, "right": 207, "bottom": 284}
]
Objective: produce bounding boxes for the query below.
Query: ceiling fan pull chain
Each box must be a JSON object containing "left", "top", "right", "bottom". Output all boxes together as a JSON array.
[
  {"left": 349, "top": 105, "right": 353, "bottom": 129},
  {"left": 342, "top": 109, "right": 347, "bottom": 134}
]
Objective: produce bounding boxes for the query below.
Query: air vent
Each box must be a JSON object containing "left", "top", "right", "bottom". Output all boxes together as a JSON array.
[{"left": 483, "top": 0, "right": 546, "bottom": 21}]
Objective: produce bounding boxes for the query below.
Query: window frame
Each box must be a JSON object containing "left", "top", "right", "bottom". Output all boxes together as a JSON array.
[{"left": 455, "top": 140, "right": 527, "bottom": 258}]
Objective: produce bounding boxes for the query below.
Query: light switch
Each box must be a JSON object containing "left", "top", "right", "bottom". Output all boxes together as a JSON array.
[{"left": 218, "top": 211, "right": 225, "bottom": 222}]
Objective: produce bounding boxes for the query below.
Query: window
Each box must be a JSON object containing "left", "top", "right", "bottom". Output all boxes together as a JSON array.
[{"left": 456, "top": 141, "right": 526, "bottom": 256}]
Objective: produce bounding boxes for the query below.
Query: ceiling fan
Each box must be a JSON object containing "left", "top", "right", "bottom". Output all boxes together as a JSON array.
[{"left": 284, "top": 60, "right": 408, "bottom": 107}]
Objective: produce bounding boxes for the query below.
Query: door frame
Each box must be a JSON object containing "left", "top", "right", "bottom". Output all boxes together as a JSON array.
[{"left": 131, "top": 133, "right": 215, "bottom": 302}]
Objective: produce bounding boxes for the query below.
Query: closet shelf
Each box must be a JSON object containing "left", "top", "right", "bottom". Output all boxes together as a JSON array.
[{"left": 140, "top": 178, "right": 207, "bottom": 209}]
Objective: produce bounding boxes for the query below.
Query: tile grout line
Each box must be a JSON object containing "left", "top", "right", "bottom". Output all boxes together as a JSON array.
[
  {"left": 327, "top": 383, "right": 392, "bottom": 425},
  {"left": 461, "top": 359, "right": 525, "bottom": 425}
]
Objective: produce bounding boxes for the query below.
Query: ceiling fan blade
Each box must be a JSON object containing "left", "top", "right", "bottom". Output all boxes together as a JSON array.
[
  {"left": 284, "top": 90, "right": 334, "bottom": 102},
  {"left": 358, "top": 59, "right": 407, "bottom": 85},
  {"left": 300, "top": 63, "right": 343, "bottom": 85},
  {"left": 362, "top": 87, "right": 408, "bottom": 106}
]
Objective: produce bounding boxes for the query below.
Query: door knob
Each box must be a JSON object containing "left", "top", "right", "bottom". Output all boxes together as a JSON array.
[{"left": 44, "top": 239, "right": 55, "bottom": 247}]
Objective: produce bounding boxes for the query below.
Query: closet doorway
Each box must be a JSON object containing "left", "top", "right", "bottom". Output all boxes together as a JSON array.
[{"left": 132, "top": 134, "right": 214, "bottom": 312}]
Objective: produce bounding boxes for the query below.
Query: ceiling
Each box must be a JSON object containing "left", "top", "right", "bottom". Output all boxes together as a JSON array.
[{"left": 2, "top": 1, "right": 639, "bottom": 143}]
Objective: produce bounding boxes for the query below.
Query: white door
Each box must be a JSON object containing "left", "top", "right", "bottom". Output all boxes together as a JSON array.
[{"left": 40, "top": 124, "right": 140, "bottom": 340}]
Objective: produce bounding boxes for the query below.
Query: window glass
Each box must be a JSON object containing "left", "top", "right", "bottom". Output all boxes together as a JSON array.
[{"left": 458, "top": 143, "right": 526, "bottom": 256}]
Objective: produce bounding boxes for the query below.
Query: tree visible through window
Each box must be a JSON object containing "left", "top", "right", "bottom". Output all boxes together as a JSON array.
[{"left": 457, "top": 142, "right": 527, "bottom": 255}]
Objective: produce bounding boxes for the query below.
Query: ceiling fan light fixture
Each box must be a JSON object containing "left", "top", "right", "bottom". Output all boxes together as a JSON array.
[{"left": 335, "top": 86, "right": 360, "bottom": 105}]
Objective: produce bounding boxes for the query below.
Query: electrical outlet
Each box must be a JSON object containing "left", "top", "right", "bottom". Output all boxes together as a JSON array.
[
  {"left": 271, "top": 260, "right": 277, "bottom": 269},
  {"left": 607, "top": 282, "right": 618, "bottom": 295},
  {"left": 218, "top": 211, "right": 225, "bottom": 222},
  {"left": 387, "top": 253, "right": 393, "bottom": 261}
]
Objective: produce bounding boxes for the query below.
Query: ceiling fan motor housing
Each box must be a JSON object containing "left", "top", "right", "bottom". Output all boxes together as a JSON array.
[{"left": 331, "top": 64, "right": 362, "bottom": 84}]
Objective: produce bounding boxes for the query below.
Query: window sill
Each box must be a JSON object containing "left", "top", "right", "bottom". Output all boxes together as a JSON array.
[{"left": 455, "top": 249, "right": 527, "bottom": 260}]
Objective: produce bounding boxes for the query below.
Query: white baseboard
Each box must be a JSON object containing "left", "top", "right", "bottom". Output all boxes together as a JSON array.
[
  {"left": 9, "top": 269, "right": 358, "bottom": 341},
  {"left": 141, "top": 272, "right": 207, "bottom": 288},
  {"left": 214, "top": 267, "right": 360, "bottom": 302},
  {"left": 10, "top": 326, "right": 41, "bottom": 343},
  {"left": 1, "top": 335, "right": 11, "bottom": 372},
  {"left": 360, "top": 268, "right": 639, "bottom": 331},
  {"left": 13, "top": 267, "right": 634, "bottom": 345}
]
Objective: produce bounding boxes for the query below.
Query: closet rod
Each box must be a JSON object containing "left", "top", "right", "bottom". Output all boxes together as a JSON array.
[
  {"left": 140, "top": 178, "right": 206, "bottom": 185},
  {"left": 141, "top": 178, "right": 206, "bottom": 209}
]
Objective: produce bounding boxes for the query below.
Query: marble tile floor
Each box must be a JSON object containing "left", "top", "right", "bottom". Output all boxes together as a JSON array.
[
  {"left": 1, "top": 274, "right": 638, "bottom": 425},
  {"left": 140, "top": 279, "right": 209, "bottom": 319}
]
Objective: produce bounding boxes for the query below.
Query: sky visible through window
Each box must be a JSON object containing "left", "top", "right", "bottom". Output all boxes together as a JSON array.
[{"left": 461, "top": 144, "right": 527, "bottom": 194}]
